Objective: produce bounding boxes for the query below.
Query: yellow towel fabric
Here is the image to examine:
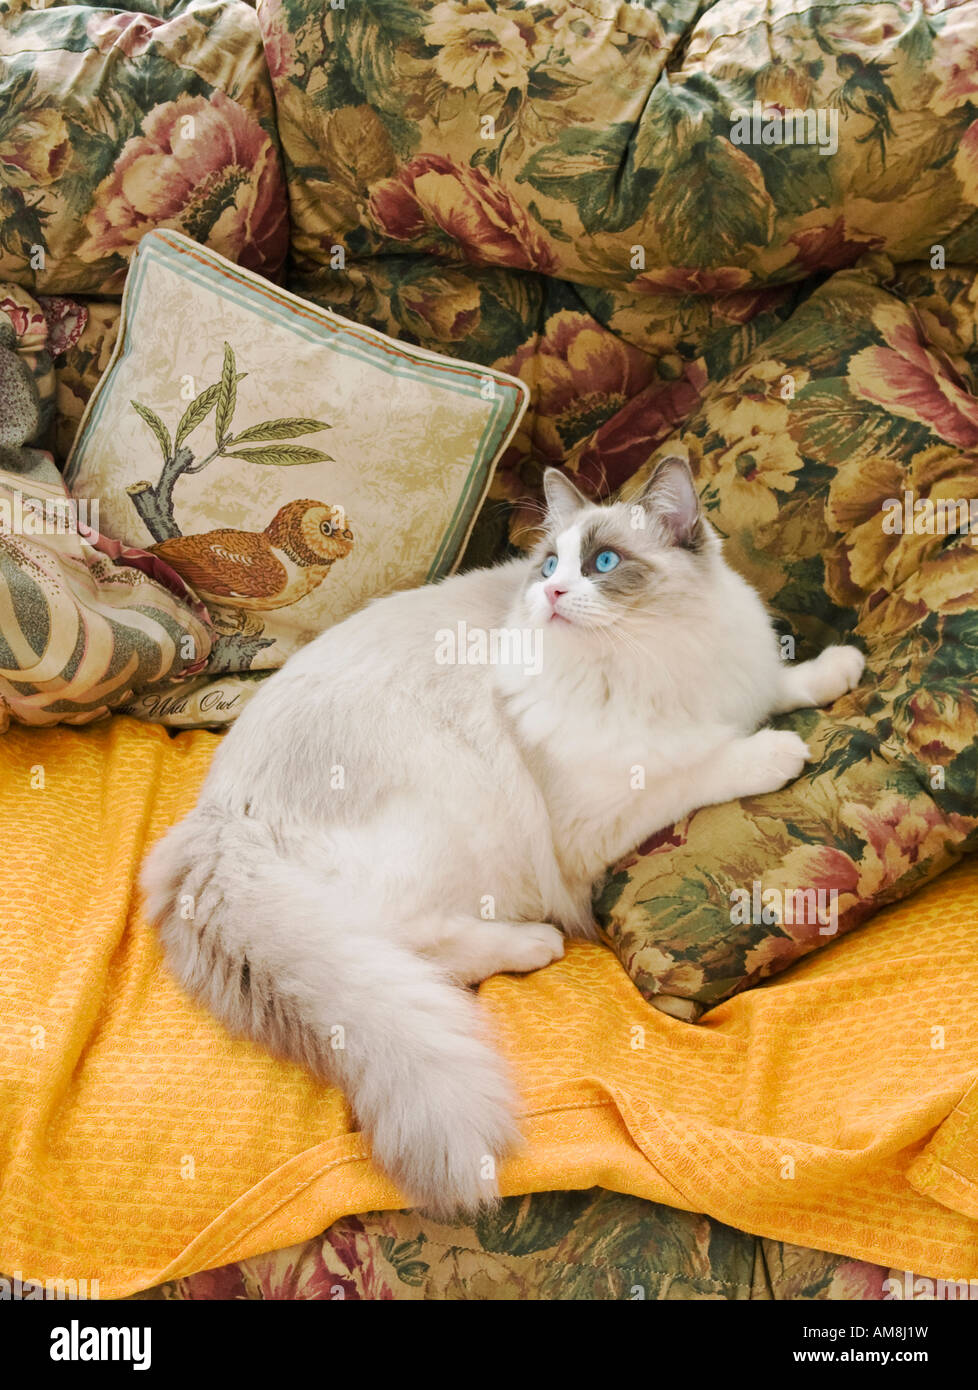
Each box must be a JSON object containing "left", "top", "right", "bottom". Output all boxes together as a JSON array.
[{"left": 1, "top": 717, "right": 977, "bottom": 1298}]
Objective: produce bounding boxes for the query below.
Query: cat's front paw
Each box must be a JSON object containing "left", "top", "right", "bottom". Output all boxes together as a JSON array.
[
  {"left": 503, "top": 922, "right": 565, "bottom": 974},
  {"left": 805, "top": 645, "right": 865, "bottom": 707},
  {"left": 739, "top": 729, "right": 810, "bottom": 796}
]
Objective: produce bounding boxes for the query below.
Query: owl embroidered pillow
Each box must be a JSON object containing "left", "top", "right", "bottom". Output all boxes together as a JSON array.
[{"left": 65, "top": 231, "right": 528, "bottom": 715}]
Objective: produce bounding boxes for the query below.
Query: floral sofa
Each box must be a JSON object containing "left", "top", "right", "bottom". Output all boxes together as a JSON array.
[{"left": 3, "top": 0, "right": 978, "bottom": 1299}]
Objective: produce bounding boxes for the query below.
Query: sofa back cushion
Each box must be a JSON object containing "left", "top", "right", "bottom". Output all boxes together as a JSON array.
[
  {"left": 0, "top": 0, "right": 288, "bottom": 295},
  {"left": 260, "top": 0, "right": 978, "bottom": 296}
]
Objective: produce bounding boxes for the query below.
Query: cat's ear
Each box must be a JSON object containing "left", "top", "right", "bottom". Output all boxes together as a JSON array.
[
  {"left": 636, "top": 457, "right": 703, "bottom": 550},
  {"left": 543, "top": 468, "right": 589, "bottom": 530}
]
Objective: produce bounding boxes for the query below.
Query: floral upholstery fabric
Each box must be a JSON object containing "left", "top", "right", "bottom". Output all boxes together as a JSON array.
[
  {"left": 247, "top": 0, "right": 978, "bottom": 1009},
  {"left": 0, "top": 0, "right": 287, "bottom": 295},
  {"left": 263, "top": 0, "right": 978, "bottom": 290},
  {"left": 131, "top": 1190, "right": 892, "bottom": 1301}
]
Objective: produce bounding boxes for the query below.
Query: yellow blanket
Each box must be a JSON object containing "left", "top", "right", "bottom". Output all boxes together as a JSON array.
[{"left": 2, "top": 718, "right": 977, "bottom": 1298}]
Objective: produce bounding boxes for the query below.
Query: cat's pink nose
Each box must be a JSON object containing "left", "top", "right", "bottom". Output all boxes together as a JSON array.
[{"left": 544, "top": 582, "right": 566, "bottom": 605}]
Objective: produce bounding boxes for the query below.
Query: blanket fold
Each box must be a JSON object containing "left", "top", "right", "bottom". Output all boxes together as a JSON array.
[{"left": 1, "top": 718, "right": 976, "bottom": 1298}]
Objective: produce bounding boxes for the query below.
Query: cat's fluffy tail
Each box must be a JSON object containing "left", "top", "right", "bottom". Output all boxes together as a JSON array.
[{"left": 140, "top": 808, "right": 519, "bottom": 1219}]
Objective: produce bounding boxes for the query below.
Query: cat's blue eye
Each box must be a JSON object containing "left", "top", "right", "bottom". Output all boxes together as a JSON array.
[
  {"left": 595, "top": 550, "right": 620, "bottom": 573},
  {"left": 541, "top": 554, "right": 558, "bottom": 578}
]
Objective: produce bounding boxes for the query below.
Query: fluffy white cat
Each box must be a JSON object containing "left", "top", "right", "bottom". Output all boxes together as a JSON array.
[{"left": 141, "top": 459, "right": 864, "bottom": 1217}]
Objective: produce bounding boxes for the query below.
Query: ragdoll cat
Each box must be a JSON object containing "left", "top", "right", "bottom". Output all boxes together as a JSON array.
[{"left": 141, "top": 459, "right": 864, "bottom": 1217}]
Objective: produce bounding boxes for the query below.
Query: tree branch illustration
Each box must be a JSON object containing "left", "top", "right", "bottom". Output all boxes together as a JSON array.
[{"left": 126, "top": 342, "right": 333, "bottom": 544}]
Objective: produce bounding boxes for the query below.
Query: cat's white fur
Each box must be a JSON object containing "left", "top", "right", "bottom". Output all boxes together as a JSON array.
[{"left": 141, "top": 460, "right": 864, "bottom": 1217}]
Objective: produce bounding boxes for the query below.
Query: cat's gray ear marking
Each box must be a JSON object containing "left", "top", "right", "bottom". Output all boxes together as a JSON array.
[
  {"left": 543, "top": 468, "right": 589, "bottom": 529},
  {"left": 638, "top": 457, "right": 702, "bottom": 550}
]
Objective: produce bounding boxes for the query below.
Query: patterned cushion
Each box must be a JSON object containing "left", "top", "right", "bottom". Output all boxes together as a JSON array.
[
  {"left": 261, "top": 0, "right": 978, "bottom": 292},
  {"left": 64, "top": 229, "right": 529, "bottom": 720},
  {"left": 598, "top": 256, "right": 978, "bottom": 1014},
  {"left": 0, "top": 0, "right": 288, "bottom": 294},
  {"left": 0, "top": 283, "right": 211, "bottom": 729}
]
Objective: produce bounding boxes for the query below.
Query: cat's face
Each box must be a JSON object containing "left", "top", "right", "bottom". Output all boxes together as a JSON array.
[{"left": 521, "top": 459, "right": 714, "bottom": 633}]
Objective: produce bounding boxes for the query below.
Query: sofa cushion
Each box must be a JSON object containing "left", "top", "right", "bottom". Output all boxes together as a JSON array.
[
  {"left": 597, "top": 255, "right": 978, "bottom": 1015},
  {"left": 261, "top": 0, "right": 978, "bottom": 295},
  {"left": 0, "top": 0, "right": 287, "bottom": 294},
  {"left": 64, "top": 229, "right": 529, "bottom": 716},
  {"left": 131, "top": 1191, "right": 889, "bottom": 1301},
  {"left": 0, "top": 283, "right": 212, "bottom": 729}
]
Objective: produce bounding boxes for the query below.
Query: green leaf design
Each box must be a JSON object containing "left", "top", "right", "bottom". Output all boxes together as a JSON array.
[
  {"left": 0, "top": 72, "right": 39, "bottom": 144},
  {"left": 652, "top": 140, "right": 774, "bottom": 262},
  {"left": 227, "top": 418, "right": 330, "bottom": 445},
  {"left": 526, "top": 64, "right": 590, "bottom": 102},
  {"left": 174, "top": 384, "right": 219, "bottom": 447},
  {"left": 475, "top": 1192, "right": 589, "bottom": 1256},
  {"left": 517, "top": 123, "right": 659, "bottom": 235},
  {"left": 377, "top": 1233, "right": 430, "bottom": 1288},
  {"left": 129, "top": 400, "right": 171, "bottom": 459},
  {"left": 751, "top": 140, "right": 836, "bottom": 218},
  {"left": 527, "top": 199, "right": 573, "bottom": 244},
  {"left": 221, "top": 445, "right": 333, "bottom": 467},
  {"left": 174, "top": 372, "right": 247, "bottom": 447},
  {"left": 331, "top": 0, "right": 426, "bottom": 108},
  {"left": 792, "top": 380, "right": 922, "bottom": 463},
  {"left": 214, "top": 342, "right": 237, "bottom": 444}
]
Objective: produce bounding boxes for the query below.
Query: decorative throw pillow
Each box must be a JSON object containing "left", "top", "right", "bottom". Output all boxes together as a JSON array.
[
  {"left": 0, "top": 325, "right": 211, "bottom": 731},
  {"left": 65, "top": 229, "right": 529, "bottom": 711},
  {"left": 597, "top": 256, "right": 978, "bottom": 1018}
]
